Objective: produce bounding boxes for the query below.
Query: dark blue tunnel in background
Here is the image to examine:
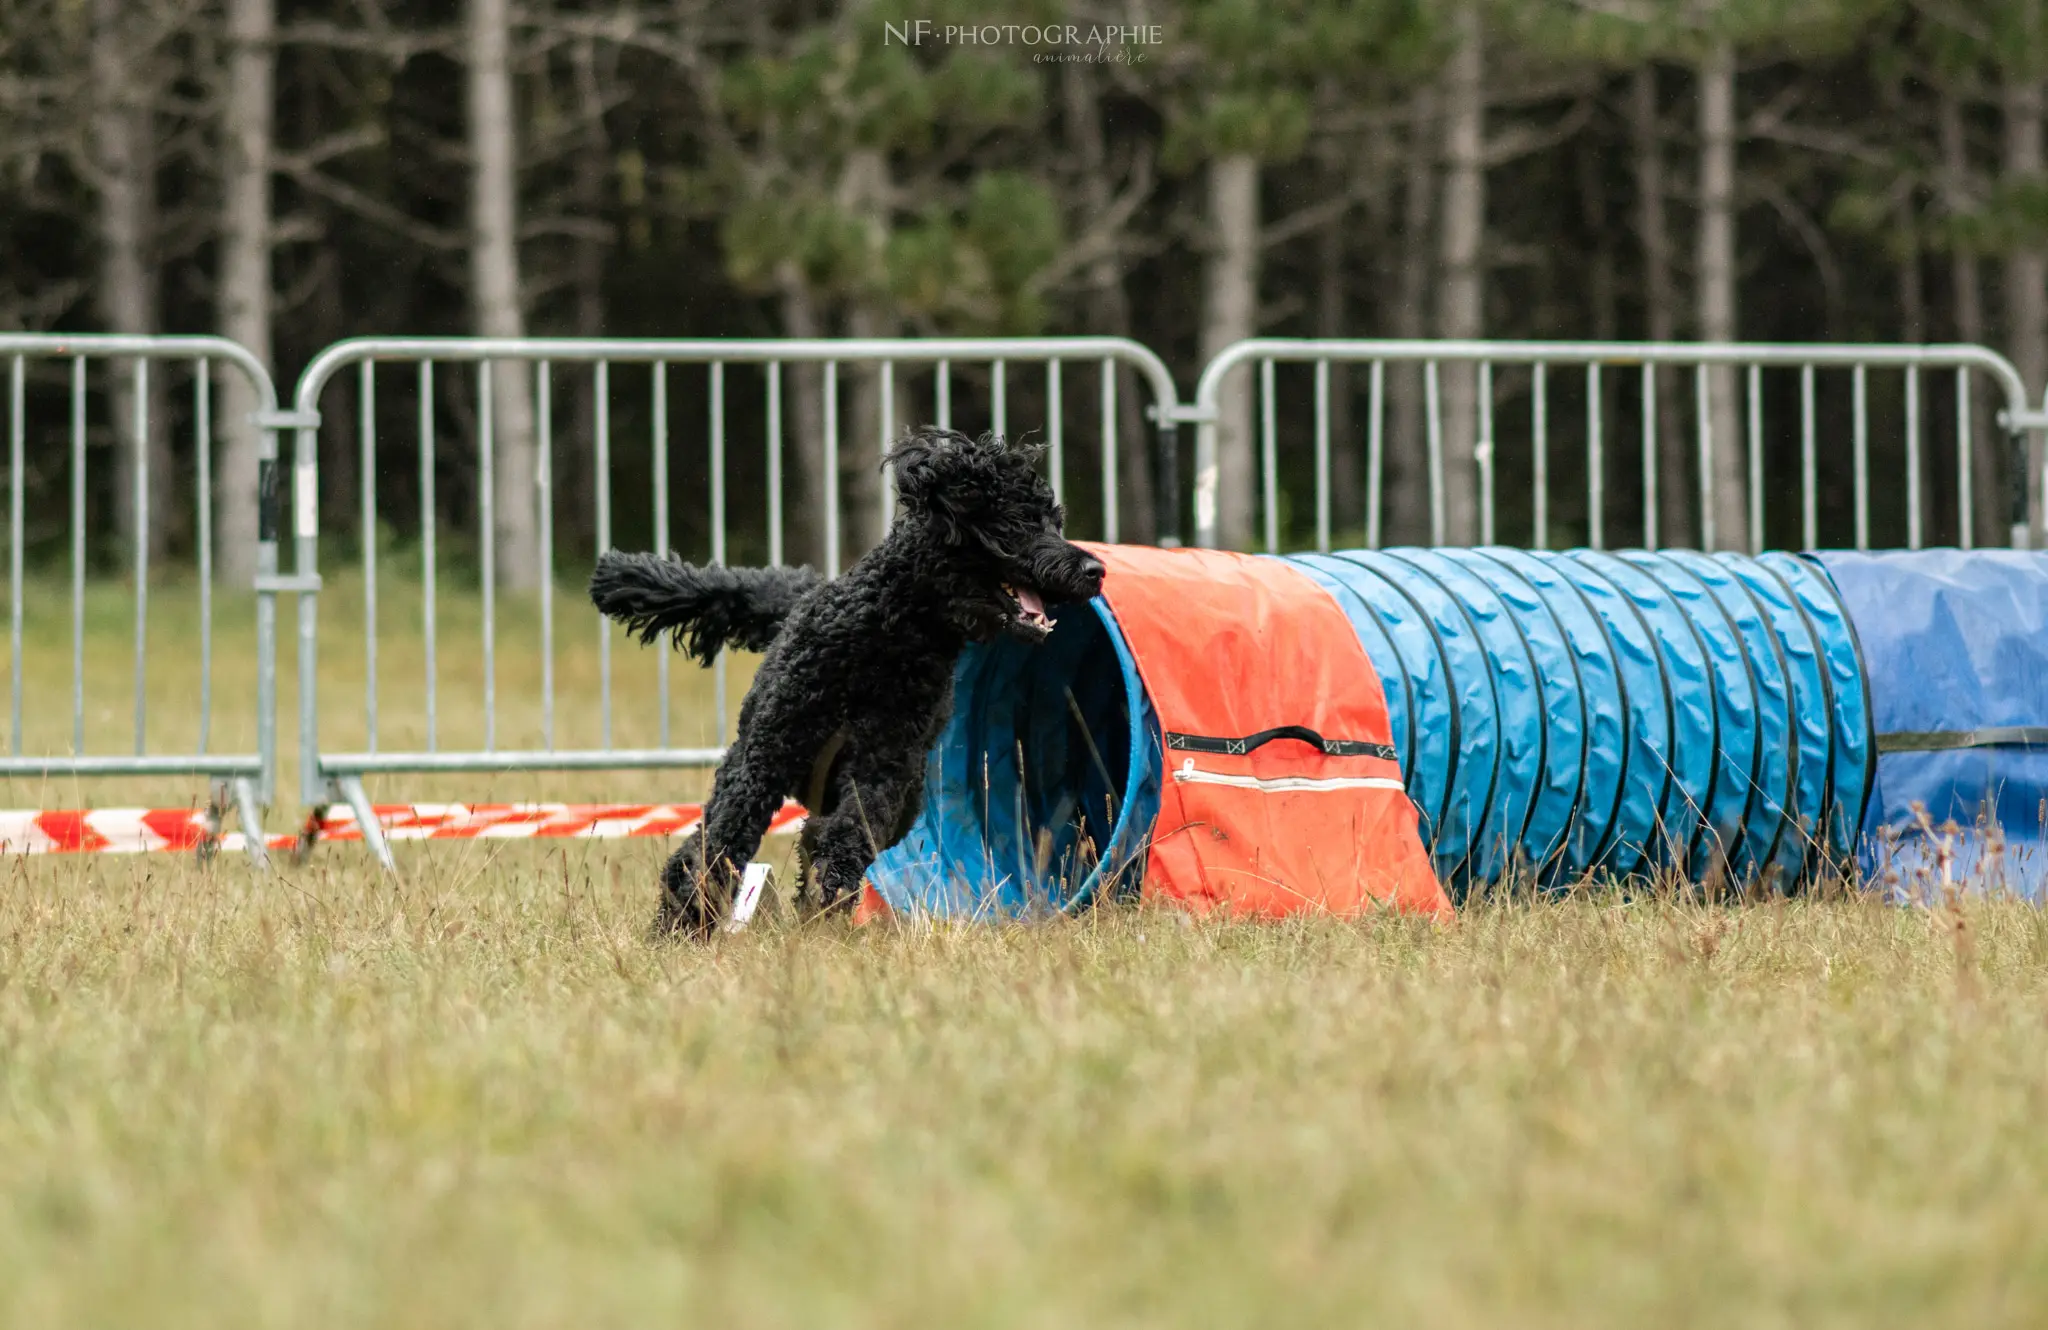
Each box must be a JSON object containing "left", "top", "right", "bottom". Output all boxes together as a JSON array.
[
  {"left": 868, "top": 548, "right": 2048, "bottom": 916},
  {"left": 1817, "top": 551, "right": 2048, "bottom": 897}
]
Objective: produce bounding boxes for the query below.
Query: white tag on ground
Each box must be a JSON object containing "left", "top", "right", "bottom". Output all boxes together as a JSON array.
[{"left": 723, "top": 862, "right": 775, "bottom": 933}]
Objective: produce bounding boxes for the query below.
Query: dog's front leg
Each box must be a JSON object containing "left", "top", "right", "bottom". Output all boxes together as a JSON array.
[{"left": 652, "top": 734, "right": 796, "bottom": 940}]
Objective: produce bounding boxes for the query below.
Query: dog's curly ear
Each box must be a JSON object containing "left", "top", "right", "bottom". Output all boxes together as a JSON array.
[{"left": 884, "top": 427, "right": 983, "bottom": 540}]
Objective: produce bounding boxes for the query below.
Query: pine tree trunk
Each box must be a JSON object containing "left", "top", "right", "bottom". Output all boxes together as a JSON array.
[
  {"left": 1388, "top": 87, "right": 1436, "bottom": 547},
  {"left": 91, "top": 0, "right": 170, "bottom": 565},
  {"left": 1201, "top": 152, "right": 1258, "bottom": 549},
  {"left": 1695, "top": 40, "right": 1747, "bottom": 552},
  {"left": 216, "top": 0, "right": 272, "bottom": 584},
  {"left": 838, "top": 148, "right": 891, "bottom": 563},
  {"left": 1318, "top": 207, "right": 1358, "bottom": 535},
  {"left": 1633, "top": 64, "right": 1693, "bottom": 548},
  {"left": 777, "top": 265, "right": 829, "bottom": 570},
  {"left": 1060, "top": 60, "right": 1154, "bottom": 543},
  {"left": 1580, "top": 140, "right": 1618, "bottom": 341},
  {"left": 565, "top": 36, "right": 608, "bottom": 550},
  {"left": 2003, "top": 60, "right": 2047, "bottom": 546},
  {"left": 844, "top": 301, "right": 895, "bottom": 563},
  {"left": 1940, "top": 91, "right": 1999, "bottom": 546},
  {"left": 467, "top": 0, "right": 538, "bottom": 592},
  {"left": 1434, "top": 3, "right": 1485, "bottom": 546},
  {"left": 310, "top": 252, "right": 356, "bottom": 538}
]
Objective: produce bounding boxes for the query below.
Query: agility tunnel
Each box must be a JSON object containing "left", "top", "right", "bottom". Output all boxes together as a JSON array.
[{"left": 866, "top": 547, "right": 2048, "bottom": 914}]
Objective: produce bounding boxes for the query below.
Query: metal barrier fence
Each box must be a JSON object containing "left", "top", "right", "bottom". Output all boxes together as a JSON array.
[
  {"left": 1190, "top": 340, "right": 2039, "bottom": 555},
  {"left": 9, "top": 329, "right": 2046, "bottom": 866},
  {"left": 287, "top": 336, "right": 1182, "bottom": 867},
  {"left": 0, "top": 333, "right": 292, "bottom": 857}
]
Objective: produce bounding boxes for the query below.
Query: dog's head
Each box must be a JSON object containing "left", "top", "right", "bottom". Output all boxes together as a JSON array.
[{"left": 885, "top": 427, "right": 1106, "bottom": 645}]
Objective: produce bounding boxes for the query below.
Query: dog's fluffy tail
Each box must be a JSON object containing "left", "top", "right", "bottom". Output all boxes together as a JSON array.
[{"left": 589, "top": 552, "right": 822, "bottom": 664}]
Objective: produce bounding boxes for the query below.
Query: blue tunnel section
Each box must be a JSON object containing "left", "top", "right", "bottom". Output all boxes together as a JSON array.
[
  {"left": 867, "top": 599, "right": 1160, "bottom": 918},
  {"left": 1288, "top": 550, "right": 1870, "bottom": 894},
  {"left": 867, "top": 547, "right": 2047, "bottom": 917}
]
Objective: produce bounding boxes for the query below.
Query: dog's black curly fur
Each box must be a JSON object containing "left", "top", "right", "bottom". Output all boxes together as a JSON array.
[{"left": 590, "top": 427, "right": 1106, "bottom": 939}]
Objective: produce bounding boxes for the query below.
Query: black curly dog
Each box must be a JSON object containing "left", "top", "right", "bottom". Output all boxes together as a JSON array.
[{"left": 589, "top": 427, "right": 1106, "bottom": 939}]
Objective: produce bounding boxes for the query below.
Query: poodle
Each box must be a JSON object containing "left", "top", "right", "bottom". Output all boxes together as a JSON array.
[{"left": 589, "top": 426, "right": 1108, "bottom": 939}]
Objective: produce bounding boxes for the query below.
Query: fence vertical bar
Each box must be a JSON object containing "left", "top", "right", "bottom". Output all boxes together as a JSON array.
[
  {"left": 7, "top": 356, "right": 20, "bottom": 756},
  {"left": 825, "top": 361, "right": 840, "bottom": 578},
  {"left": 1425, "top": 360, "right": 1445, "bottom": 546},
  {"left": 596, "top": 362, "right": 616, "bottom": 749},
  {"left": 1747, "top": 364, "right": 1764, "bottom": 555},
  {"left": 1477, "top": 361, "right": 1495, "bottom": 546},
  {"left": 936, "top": 360, "right": 950, "bottom": 431},
  {"left": 1046, "top": 361, "right": 1064, "bottom": 508},
  {"left": 479, "top": 361, "right": 496, "bottom": 753},
  {"left": 1261, "top": 358, "right": 1279, "bottom": 554},
  {"left": 1641, "top": 363, "right": 1658, "bottom": 549},
  {"left": 1367, "top": 361, "right": 1385, "bottom": 550},
  {"left": 1906, "top": 365, "right": 1923, "bottom": 550},
  {"left": 419, "top": 362, "right": 437, "bottom": 753},
  {"left": 711, "top": 361, "right": 728, "bottom": 742},
  {"left": 1801, "top": 365, "right": 1818, "bottom": 549},
  {"left": 1099, "top": 359, "right": 1117, "bottom": 543},
  {"left": 648, "top": 362, "right": 664, "bottom": 748},
  {"left": 194, "top": 364, "right": 212, "bottom": 755},
  {"left": 766, "top": 362, "right": 783, "bottom": 568},
  {"left": 293, "top": 400, "right": 319, "bottom": 810},
  {"left": 880, "top": 360, "right": 896, "bottom": 529},
  {"left": 131, "top": 358, "right": 148, "bottom": 756},
  {"left": 1587, "top": 363, "right": 1604, "bottom": 551},
  {"left": 71, "top": 357, "right": 84, "bottom": 755},
  {"left": 992, "top": 360, "right": 1006, "bottom": 439},
  {"left": 1532, "top": 364, "right": 1548, "bottom": 550},
  {"left": 1853, "top": 363, "right": 1870, "bottom": 550},
  {"left": 1958, "top": 367, "right": 1974, "bottom": 550},
  {"left": 1695, "top": 363, "right": 1715, "bottom": 552},
  {"left": 1314, "top": 359, "right": 1331, "bottom": 552},
  {"left": 359, "top": 361, "right": 377, "bottom": 752},
  {"left": 537, "top": 361, "right": 554, "bottom": 750}
]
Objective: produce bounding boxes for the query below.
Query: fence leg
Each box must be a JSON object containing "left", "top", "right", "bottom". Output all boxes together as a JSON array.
[
  {"left": 197, "top": 784, "right": 227, "bottom": 866},
  {"left": 336, "top": 774, "right": 396, "bottom": 872},
  {"left": 231, "top": 776, "right": 269, "bottom": 868}
]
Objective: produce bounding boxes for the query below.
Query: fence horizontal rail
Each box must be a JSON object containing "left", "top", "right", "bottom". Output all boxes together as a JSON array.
[
  {"left": 287, "top": 336, "right": 1185, "bottom": 867},
  {"left": 0, "top": 755, "right": 264, "bottom": 777},
  {"left": 1191, "top": 339, "right": 2035, "bottom": 556},
  {"left": 315, "top": 748, "right": 727, "bottom": 774},
  {"left": 2, "top": 332, "right": 281, "bottom": 858}
]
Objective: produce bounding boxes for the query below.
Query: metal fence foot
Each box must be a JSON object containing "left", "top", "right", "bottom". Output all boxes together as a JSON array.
[
  {"left": 197, "top": 784, "right": 227, "bottom": 866},
  {"left": 231, "top": 777, "right": 269, "bottom": 869},
  {"left": 335, "top": 775, "right": 396, "bottom": 873}
]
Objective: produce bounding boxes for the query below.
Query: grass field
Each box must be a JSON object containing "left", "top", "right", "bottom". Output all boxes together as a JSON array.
[{"left": 5, "top": 578, "right": 2048, "bottom": 1326}]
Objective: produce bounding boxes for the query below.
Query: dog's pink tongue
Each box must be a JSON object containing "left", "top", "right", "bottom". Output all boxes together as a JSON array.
[{"left": 1016, "top": 586, "right": 1047, "bottom": 619}]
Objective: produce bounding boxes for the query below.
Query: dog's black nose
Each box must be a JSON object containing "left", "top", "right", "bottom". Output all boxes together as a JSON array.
[{"left": 1079, "top": 555, "right": 1106, "bottom": 590}]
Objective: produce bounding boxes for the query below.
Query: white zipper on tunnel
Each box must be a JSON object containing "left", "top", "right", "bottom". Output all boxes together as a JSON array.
[{"left": 1170, "top": 759, "right": 1405, "bottom": 794}]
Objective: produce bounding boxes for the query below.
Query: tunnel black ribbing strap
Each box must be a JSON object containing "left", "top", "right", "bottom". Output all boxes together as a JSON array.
[
  {"left": 1878, "top": 727, "right": 2048, "bottom": 753},
  {"left": 1164, "top": 727, "right": 1396, "bottom": 761}
]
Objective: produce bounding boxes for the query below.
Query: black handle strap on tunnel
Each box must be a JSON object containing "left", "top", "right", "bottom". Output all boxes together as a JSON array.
[
  {"left": 1878, "top": 727, "right": 2048, "bottom": 754},
  {"left": 1164, "top": 727, "right": 1396, "bottom": 761}
]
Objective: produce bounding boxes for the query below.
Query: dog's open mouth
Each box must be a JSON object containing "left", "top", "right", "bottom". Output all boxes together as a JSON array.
[{"left": 1003, "top": 582, "right": 1054, "bottom": 635}]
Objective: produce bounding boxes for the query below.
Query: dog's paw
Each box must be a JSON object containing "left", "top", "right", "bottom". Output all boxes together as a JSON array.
[
  {"left": 648, "top": 858, "right": 723, "bottom": 943},
  {"left": 645, "top": 897, "right": 716, "bottom": 943}
]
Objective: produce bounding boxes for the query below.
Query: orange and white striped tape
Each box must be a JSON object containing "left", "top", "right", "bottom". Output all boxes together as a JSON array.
[{"left": 0, "top": 800, "right": 807, "bottom": 856}]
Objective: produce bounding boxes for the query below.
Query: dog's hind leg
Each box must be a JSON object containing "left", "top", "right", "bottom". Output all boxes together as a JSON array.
[{"left": 805, "top": 743, "right": 929, "bottom": 916}]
